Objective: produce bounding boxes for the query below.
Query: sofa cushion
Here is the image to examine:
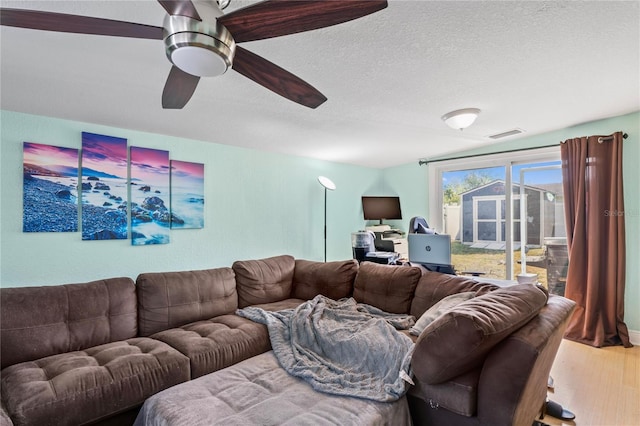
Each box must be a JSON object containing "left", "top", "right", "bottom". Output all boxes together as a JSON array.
[
  {"left": 233, "top": 255, "right": 295, "bottom": 308},
  {"left": 150, "top": 314, "right": 271, "bottom": 379},
  {"left": 136, "top": 267, "right": 237, "bottom": 336},
  {"left": 412, "top": 284, "right": 548, "bottom": 384},
  {"left": 409, "top": 292, "right": 476, "bottom": 336},
  {"left": 410, "top": 271, "right": 500, "bottom": 319},
  {"left": 352, "top": 262, "right": 422, "bottom": 314},
  {"left": 1, "top": 278, "right": 137, "bottom": 369},
  {"left": 0, "top": 338, "right": 190, "bottom": 426},
  {"left": 292, "top": 259, "right": 358, "bottom": 300}
]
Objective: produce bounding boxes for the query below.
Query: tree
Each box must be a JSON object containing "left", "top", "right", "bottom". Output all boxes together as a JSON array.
[{"left": 443, "top": 171, "right": 494, "bottom": 205}]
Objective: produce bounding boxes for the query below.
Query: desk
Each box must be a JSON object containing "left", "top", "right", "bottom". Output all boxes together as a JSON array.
[
  {"left": 383, "top": 236, "right": 408, "bottom": 259},
  {"left": 365, "top": 225, "right": 408, "bottom": 259}
]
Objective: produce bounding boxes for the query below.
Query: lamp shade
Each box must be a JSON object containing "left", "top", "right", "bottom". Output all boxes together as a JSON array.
[
  {"left": 442, "top": 108, "right": 481, "bottom": 130},
  {"left": 317, "top": 176, "right": 336, "bottom": 190}
]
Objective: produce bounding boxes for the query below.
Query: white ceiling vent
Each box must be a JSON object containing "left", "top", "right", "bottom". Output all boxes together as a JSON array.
[{"left": 488, "top": 129, "right": 525, "bottom": 139}]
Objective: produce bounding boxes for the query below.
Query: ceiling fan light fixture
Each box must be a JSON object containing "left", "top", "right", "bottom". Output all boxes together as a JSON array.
[
  {"left": 441, "top": 108, "right": 481, "bottom": 130},
  {"left": 166, "top": 32, "right": 234, "bottom": 76},
  {"left": 164, "top": 15, "right": 235, "bottom": 77}
]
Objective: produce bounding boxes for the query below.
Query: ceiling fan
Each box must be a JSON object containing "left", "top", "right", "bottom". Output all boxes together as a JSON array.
[{"left": 0, "top": 0, "right": 388, "bottom": 109}]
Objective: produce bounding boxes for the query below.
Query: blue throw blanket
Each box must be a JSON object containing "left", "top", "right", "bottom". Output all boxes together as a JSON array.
[{"left": 236, "top": 295, "right": 415, "bottom": 402}]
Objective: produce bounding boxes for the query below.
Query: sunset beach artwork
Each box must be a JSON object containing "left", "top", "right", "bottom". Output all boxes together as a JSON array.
[
  {"left": 81, "top": 132, "right": 128, "bottom": 240},
  {"left": 130, "top": 147, "right": 171, "bottom": 245},
  {"left": 23, "top": 142, "right": 79, "bottom": 232},
  {"left": 170, "top": 160, "right": 205, "bottom": 229}
]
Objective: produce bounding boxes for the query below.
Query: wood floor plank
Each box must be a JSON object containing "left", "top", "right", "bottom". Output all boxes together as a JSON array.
[{"left": 540, "top": 339, "right": 640, "bottom": 426}]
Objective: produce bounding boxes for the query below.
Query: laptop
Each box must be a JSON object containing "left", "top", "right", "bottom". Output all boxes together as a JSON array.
[{"left": 408, "top": 234, "right": 453, "bottom": 271}]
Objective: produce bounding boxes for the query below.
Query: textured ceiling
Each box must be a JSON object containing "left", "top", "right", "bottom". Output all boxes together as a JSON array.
[{"left": 1, "top": 0, "right": 639, "bottom": 168}]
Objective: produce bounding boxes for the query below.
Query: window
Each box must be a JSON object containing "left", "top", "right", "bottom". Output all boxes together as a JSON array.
[{"left": 428, "top": 146, "right": 566, "bottom": 284}]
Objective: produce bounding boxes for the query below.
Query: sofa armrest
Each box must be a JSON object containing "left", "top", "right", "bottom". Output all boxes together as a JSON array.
[{"left": 476, "top": 295, "right": 576, "bottom": 426}]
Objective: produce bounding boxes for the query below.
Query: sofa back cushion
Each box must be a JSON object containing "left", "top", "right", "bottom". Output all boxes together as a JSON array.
[
  {"left": 136, "top": 267, "right": 237, "bottom": 336},
  {"left": 233, "top": 255, "right": 295, "bottom": 308},
  {"left": 0, "top": 277, "right": 137, "bottom": 369},
  {"left": 412, "top": 284, "right": 549, "bottom": 385},
  {"left": 292, "top": 259, "right": 358, "bottom": 300},
  {"left": 352, "top": 262, "right": 422, "bottom": 314},
  {"left": 410, "top": 271, "right": 500, "bottom": 319}
]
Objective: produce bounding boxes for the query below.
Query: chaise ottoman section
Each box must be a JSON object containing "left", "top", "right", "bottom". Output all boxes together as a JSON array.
[
  {"left": 0, "top": 338, "right": 190, "bottom": 426},
  {"left": 134, "top": 351, "right": 412, "bottom": 426},
  {"left": 150, "top": 314, "right": 271, "bottom": 379}
]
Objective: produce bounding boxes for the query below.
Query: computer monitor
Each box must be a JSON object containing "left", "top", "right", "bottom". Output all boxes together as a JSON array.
[{"left": 362, "top": 196, "right": 402, "bottom": 225}]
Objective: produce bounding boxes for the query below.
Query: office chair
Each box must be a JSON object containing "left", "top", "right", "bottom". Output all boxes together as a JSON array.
[
  {"left": 409, "top": 216, "right": 432, "bottom": 234},
  {"left": 373, "top": 232, "right": 396, "bottom": 252}
]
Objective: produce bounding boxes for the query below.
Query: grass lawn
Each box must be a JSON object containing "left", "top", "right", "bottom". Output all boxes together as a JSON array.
[{"left": 451, "top": 241, "right": 548, "bottom": 287}]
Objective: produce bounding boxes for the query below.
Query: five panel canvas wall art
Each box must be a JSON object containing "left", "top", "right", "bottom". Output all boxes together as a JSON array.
[{"left": 22, "top": 131, "right": 205, "bottom": 244}]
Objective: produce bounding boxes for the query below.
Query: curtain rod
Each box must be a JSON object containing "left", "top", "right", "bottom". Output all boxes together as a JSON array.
[
  {"left": 558, "top": 132, "right": 628, "bottom": 144},
  {"left": 418, "top": 132, "right": 628, "bottom": 166}
]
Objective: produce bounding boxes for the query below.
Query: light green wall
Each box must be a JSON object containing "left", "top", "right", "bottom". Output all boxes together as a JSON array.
[
  {"left": 384, "top": 111, "right": 640, "bottom": 332},
  {"left": 0, "top": 110, "right": 382, "bottom": 286},
  {"left": 2, "top": 110, "right": 638, "bottom": 333},
  {"left": 381, "top": 162, "right": 429, "bottom": 229}
]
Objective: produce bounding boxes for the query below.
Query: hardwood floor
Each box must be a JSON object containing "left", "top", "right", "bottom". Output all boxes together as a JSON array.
[{"left": 540, "top": 339, "right": 640, "bottom": 426}]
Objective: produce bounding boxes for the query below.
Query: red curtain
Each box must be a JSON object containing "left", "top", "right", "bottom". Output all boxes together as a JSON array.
[{"left": 560, "top": 132, "right": 631, "bottom": 347}]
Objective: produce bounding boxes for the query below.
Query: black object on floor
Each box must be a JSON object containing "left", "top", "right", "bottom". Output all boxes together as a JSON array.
[
  {"left": 545, "top": 399, "right": 576, "bottom": 421},
  {"left": 533, "top": 421, "right": 550, "bottom": 426}
]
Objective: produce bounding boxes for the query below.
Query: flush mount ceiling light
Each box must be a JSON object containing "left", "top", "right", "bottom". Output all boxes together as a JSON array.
[{"left": 441, "top": 108, "right": 481, "bottom": 130}]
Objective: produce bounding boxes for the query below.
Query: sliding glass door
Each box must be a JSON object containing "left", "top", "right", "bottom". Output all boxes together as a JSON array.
[
  {"left": 514, "top": 162, "right": 567, "bottom": 293},
  {"left": 429, "top": 146, "right": 567, "bottom": 288},
  {"left": 441, "top": 166, "right": 507, "bottom": 277}
]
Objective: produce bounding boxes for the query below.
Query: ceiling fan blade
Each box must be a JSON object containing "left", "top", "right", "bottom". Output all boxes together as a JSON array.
[
  {"left": 219, "top": 0, "right": 387, "bottom": 43},
  {"left": 162, "top": 66, "right": 201, "bottom": 109},
  {"left": 157, "top": 0, "right": 201, "bottom": 21},
  {"left": 0, "top": 8, "right": 163, "bottom": 39},
  {"left": 232, "top": 46, "right": 326, "bottom": 109}
]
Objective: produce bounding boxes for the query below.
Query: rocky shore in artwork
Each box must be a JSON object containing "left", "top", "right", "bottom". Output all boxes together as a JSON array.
[
  {"left": 23, "top": 174, "right": 78, "bottom": 232},
  {"left": 81, "top": 203, "right": 128, "bottom": 240},
  {"left": 24, "top": 173, "right": 188, "bottom": 241},
  {"left": 131, "top": 196, "right": 184, "bottom": 226},
  {"left": 80, "top": 177, "right": 128, "bottom": 240}
]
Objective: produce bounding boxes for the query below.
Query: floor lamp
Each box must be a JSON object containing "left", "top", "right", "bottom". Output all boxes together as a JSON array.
[{"left": 317, "top": 176, "right": 336, "bottom": 262}]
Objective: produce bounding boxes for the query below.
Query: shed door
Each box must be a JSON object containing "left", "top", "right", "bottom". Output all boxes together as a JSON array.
[
  {"left": 473, "top": 197, "right": 501, "bottom": 242},
  {"left": 473, "top": 196, "right": 521, "bottom": 243}
]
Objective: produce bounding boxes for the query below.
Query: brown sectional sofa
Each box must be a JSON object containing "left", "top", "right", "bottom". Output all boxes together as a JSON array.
[
  {"left": 0, "top": 278, "right": 190, "bottom": 426},
  {"left": 1, "top": 255, "right": 575, "bottom": 426}
]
